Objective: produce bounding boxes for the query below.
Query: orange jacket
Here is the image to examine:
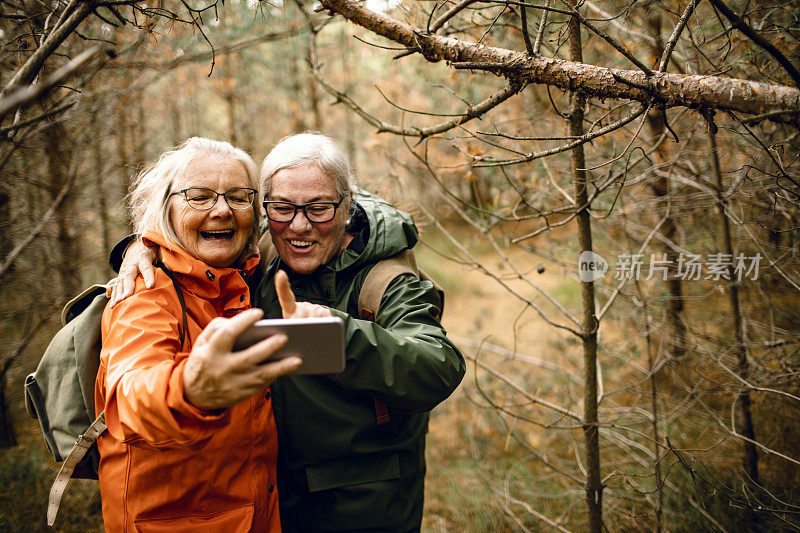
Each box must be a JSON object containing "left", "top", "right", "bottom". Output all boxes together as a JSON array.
[{"left": 95, "top": 231, "right": 280, "bottom": 533}]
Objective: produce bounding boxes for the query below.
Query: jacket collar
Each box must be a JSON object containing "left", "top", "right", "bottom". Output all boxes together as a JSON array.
[{"left": 142, "top": 230, "right": 260, "bottom": 309}]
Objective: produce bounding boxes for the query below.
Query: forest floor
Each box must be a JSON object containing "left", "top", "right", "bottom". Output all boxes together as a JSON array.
[{"left": 418, "top": 241, "right": 579, "bottom": 531}]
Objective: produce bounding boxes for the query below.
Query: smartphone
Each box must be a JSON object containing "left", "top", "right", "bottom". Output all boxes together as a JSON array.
[{"left": 233, "top": 317, "right": 345, "bottom": 375}]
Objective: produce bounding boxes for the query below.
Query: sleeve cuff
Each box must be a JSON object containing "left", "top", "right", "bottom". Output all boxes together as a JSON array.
[
  {"left": 167, "top": 356, "right": 228, "bottom": 422},
  {"left": 109, "top": 234, "right": 139, "bottom": 273}
]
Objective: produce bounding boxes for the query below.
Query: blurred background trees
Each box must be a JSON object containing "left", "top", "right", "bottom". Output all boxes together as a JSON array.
[{"left": 1, "top": 0, "right": 798, "bottom": 530}]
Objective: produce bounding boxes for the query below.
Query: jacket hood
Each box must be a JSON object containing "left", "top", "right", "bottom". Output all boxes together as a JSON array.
[
  {"left": 142, "top": 229, "right": 260, "bottom": 306},
  {"left": 332, "top": 189, "right": 418, "bottom": 272}
]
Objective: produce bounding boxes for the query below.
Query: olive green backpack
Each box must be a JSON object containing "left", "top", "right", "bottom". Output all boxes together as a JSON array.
[{"left": 23, "top": 264, "right": 186, "bottom": 526}]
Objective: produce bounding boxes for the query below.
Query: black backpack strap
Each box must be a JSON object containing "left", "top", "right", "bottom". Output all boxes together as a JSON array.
[{"left": 156, "top": 263, "right": 188, "bottom": 351}]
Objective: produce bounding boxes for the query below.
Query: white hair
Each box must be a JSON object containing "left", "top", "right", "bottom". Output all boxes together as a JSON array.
[
  {"left": 127, "top": 137, "right": 261, "bottom": 248},
  {"left": 260, "top": 132, "right": 356, "bottom": 203}
]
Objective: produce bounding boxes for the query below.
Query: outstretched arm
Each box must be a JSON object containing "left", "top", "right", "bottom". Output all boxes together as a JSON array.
[{"left": 101, "top": 300, "right": 303, "bottom": 446}]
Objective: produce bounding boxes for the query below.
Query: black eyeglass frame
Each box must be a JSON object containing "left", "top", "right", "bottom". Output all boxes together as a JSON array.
[
  {"left": 169, "top": 187, "right": 257, "bottom": 211},
  {"left": 262, "top": 196, "right": 345, "bottom": 224}
]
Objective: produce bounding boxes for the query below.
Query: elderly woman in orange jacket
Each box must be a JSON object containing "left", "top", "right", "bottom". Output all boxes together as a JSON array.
[{"left": 95, "top": 137, "right": 301, "bottom": 532}]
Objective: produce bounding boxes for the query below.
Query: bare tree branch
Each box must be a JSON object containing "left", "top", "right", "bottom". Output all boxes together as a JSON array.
[
  {"left": 532, "top": 0, "right": 549, "bottom": 55},
  {"left": 658, "top": 0, "right": 700, "bottom": 72},
  {"left": 0, "top": 161, "right": 77, "bottom": 279},
  {"left": 707, "top": 0, "right": 800, "bottom": 88},
  {"left": 311, "top": 45, "right": 524, "bottom": 138},
  {"left": 0, "top": 46, "right": 107, "bottom": 122},
  {"left": 318, "top": 0, "right": 800, "bottom": 115},
  {"left": 1, "top": 1, "right": 93, "bottom": 96},
  {"left": 559, "top": 0, "right": 652, "bottom": 74},
  {"left": 430, "top": 0, "right": 479, "bottom": 34}
]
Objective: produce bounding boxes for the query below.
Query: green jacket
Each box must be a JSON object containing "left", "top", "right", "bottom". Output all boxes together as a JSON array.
[{"left": 255, "top": 190, "right": 465, "bottom": 532}]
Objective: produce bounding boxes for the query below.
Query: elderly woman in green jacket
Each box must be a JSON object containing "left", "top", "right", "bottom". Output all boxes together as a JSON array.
[{"left": 114, "top": 132, "right": 465, "bottom": 532}]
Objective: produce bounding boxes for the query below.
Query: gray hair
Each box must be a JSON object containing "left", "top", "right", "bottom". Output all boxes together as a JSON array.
[
  {"left": 127, "top": 137, "right": 261, "bottom": 248},
  {"left": 260, "top": 132, "right": 356, "bottom": 202}
]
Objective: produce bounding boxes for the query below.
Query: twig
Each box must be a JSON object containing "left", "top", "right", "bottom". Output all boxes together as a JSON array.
[
  {"left": 430, "top": 0, "right": 478, "bottom": 34},
  {"left": 450, "top": 334, "right": 581, "bottom": 383},
  {"left": 714, "top": 356, "right": 800, "bottom": 404},
  {"left": 519, "top": 1, "right": 534, "bottom": 56},
  {"left": 559, "top": 0, "right": 652, "bottom": 74},
  {"left": 414, "top": 197, "right": 582, "bottom": 335},
  {"left": 741, "top": 109, "right": 799, "bottom": 126},
  {"left": 313, "top": 54, "right": 522, "bottom": 138},
  {"left": 0, "top": 99, "right": 77, "bottom": 134},
  {"left": 470, "top": 352, "right": 582, "bottom": 421},
  {"left": 474, "top": 103, "right": 648, "bottom": 167},
  {"left": 3, "top": 309, "right": 57, "bottom": 372},
  {"left": 707, "top": 0, "right": 800, "bottom": 88},
  {"left": 498, "top": 489, "right": 573, "bottom": 533},
  {"left": 532, "top": 0, "right": 549, "bottom": 55},
  {"left": 0, "top": 165, "right": 77, "bottom": 279},
  {"left": 727, "top": 400, "right": 800, "bottom": 467},
  {"left": 658, "top": 0, "right": 700, "bottom": 72}
]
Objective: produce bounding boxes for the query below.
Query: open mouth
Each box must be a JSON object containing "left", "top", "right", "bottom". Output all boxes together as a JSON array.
[
  {"left": 289, "top": 239, "right": 313, "bottom": 250},
  {"left": 200, "top": 230, "right": 235, "bottom": 240}
]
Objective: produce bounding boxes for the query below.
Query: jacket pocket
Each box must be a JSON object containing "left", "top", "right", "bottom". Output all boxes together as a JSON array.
[
  {"left": 133, "top": 505, "right": 254, "bottom": 532},
  {"left": 305, "top": 451, "right": 400, "bottom": 492}
]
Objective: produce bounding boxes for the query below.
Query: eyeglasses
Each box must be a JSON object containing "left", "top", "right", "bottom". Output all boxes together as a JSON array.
[
  {"left": 170, "top": 187, "right": 257, "bottom": 211},
  {"left": 263, "top": 196, "right": 344, "bottom": 223}
]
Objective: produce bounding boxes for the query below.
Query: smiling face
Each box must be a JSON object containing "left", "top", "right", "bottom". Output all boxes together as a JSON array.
[
  {"left": 169, "top": 154, "right": 255, "bottom": 268},
  {"left": 268, "top": 164, "right": 352, "bottom": 275}
]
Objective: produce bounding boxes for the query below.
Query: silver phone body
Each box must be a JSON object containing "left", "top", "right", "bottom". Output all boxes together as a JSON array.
[{"left": 233, "top": 317, "right": 345, "bottom": 375}]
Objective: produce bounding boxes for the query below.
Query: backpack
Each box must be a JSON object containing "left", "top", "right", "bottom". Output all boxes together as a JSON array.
[
  {"left": 357, "top": 248, "right": 443, "bottom": 323},
  {"left": 358, "top": 249, "right": 444, "bottom": 426},
  {"left": 23, "top": 264, "right": 187, "bottom": 526}
]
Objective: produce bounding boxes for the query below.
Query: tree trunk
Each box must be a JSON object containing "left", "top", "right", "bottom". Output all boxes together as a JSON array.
[
  {"left": 225, "top": 89, "right": 238, "bottom": 147},
  {"left": 0, "top": 363, "right": 16, "bottom": 448},
  {"left": 635, "top": 279, "right": 663, "bottom": 532},
  {"left": 134, "top": 89, "right": 147, "bottom": 174},
  {"left": 222, "top": 58, "right": 239, "bottom": 147},
  {"left": 117, "top": 86, "right": 133, "bottom": 230},
  {"left": 93, "top": 109, "right": 111, "bottom": 269},
  {"left": 709, "top": 130, "right": 760, "bottom": 485},
  {"left": 340, "top": 26, "right": 358, "bottom": 173},
  {"left": 645, "top": 10, "right": 687, "bottom": 360},
  {"left": 288, "top": 56, "right": 308, "bottom": 133},
  {"left": 44, "top": 120, "right": 80, "bottom": 298},
  {"left": 566, "top": 5, "right": 603, "bottom": 531},
  {"left": 170, "top": 92, "right": 182, "bottom": 147},
  {"left": 0, "top": 186, "right": 11, "bottom": 272},
  {"left": 307, "top": 49, "right": 323, "bottom": 131}
]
